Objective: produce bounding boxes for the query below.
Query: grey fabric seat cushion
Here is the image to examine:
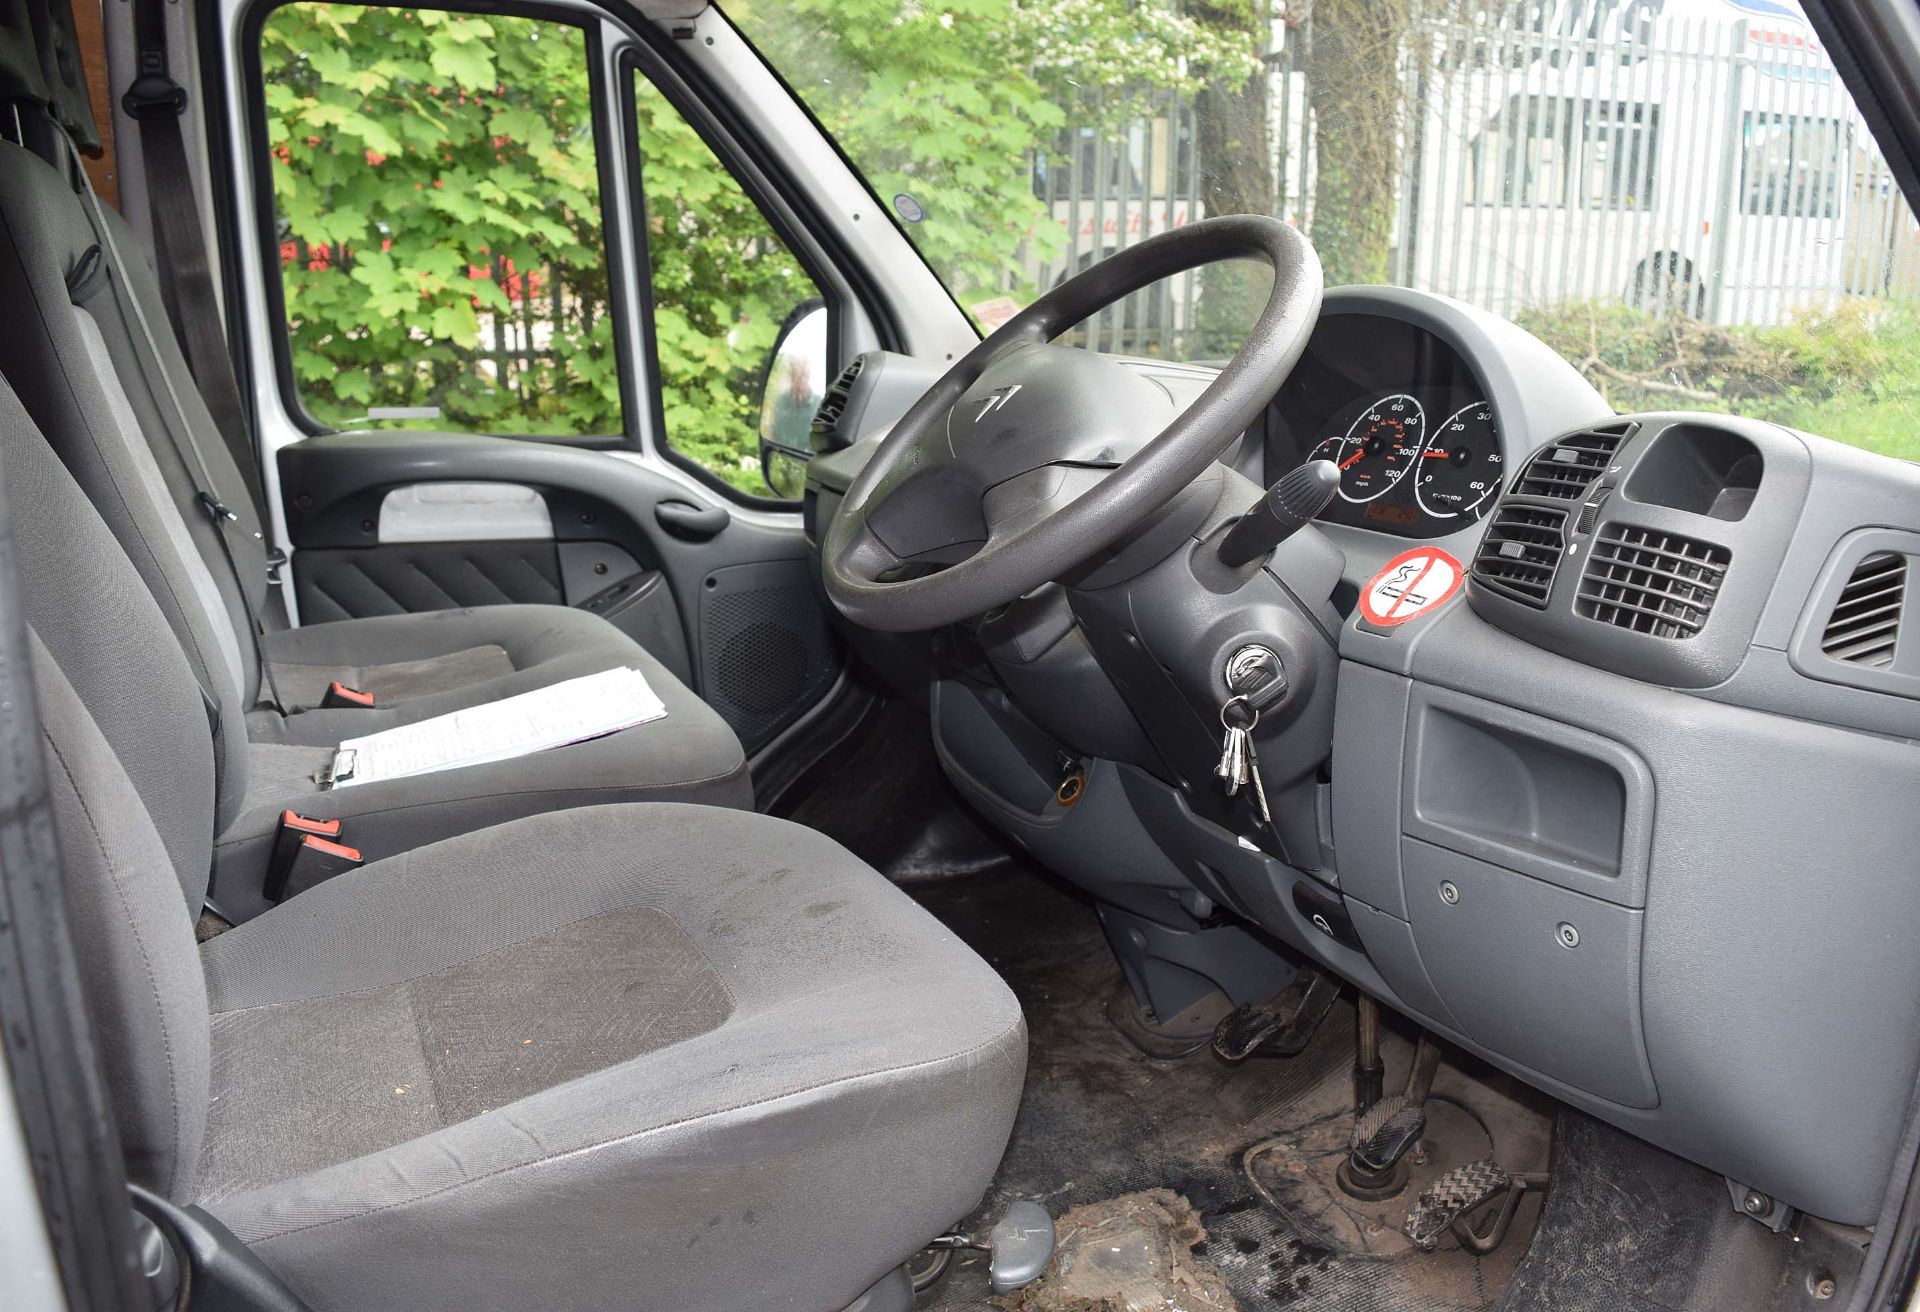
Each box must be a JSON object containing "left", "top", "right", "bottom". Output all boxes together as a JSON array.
[
  {"left": 269, "top": 643, "right": 514, "bottom": 712},
  {"left": 197, "top": 805, "right": 1027, "bottom": 1312},
  {"left": 214, "top": 637, "right": 752, "bottom": 915},
  {"left": 254, "top": 605, "right": 642, "bottom": 735}
]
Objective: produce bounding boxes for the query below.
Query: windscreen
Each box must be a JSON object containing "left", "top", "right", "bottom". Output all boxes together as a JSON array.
[{"left": 729, "top": 0, "right": 1919, "bottom": 459}]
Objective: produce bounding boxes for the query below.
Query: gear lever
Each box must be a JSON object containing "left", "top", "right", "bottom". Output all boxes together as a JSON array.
[{"left": 1216, "top": 458, "right": 1341, "bottom": 567}]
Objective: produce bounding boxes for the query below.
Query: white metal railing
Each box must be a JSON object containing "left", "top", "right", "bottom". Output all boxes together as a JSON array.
[{"left": 1029, "top": 10, "right": 1918, "bottom": 349}]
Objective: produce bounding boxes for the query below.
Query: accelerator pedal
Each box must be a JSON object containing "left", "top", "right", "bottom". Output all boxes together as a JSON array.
[{"left": 1212, "top": 967, "right": 1341, "bottom": 1062}]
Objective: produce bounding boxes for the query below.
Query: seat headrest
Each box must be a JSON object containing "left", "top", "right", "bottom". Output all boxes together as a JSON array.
[{"left": 29, "top": 0, "right": 98, "bottom": 152}]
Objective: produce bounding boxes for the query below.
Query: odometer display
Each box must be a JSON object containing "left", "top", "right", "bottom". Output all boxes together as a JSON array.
[
  {"left": 1414, "top": 401, "right": 1502, "bottom": 522},
  {"left": 1309, "top": 393, "right": 1427, "bottom": 504}
]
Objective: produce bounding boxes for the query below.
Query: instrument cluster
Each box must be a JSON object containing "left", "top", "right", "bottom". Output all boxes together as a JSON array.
[{"left": 1264, "top": 313, "right": 1505, "bottom": 538}]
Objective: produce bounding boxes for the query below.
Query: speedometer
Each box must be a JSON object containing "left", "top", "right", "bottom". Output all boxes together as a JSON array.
[
  {"left": 1414, "top": 401, "right": 1502, "bottom": 522},
  {"left": 1308, "top": 394, "right": 1426, "bottom": 503}
]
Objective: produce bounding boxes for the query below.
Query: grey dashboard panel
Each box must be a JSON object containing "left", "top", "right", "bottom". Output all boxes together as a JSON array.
[
  {"left": 813, "top": 303, "right": 1920, "bottom": 1229},
  {"left": 1403, "top": 683, "right": 1654, "bottom": 908},
  {"left": 1464, "top": 413, "right": 1814, "bottom": 689},
  {"left": 1401, "top": 837, "right": 1657, "bottom": 1109},
  {"left": 1336, "top": 601, "right": 1920, "bottom": 1225}
]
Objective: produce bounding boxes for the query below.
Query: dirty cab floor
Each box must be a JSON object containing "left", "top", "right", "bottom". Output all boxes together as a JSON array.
[
  {"left": 907, "top": 865, "right": 1555, "bottom": 1312},
  {"left": 899, "top": 864, "right": 1866, "bottom": 1312},
  {"left": 782, "top": 700, "right": 1858, "bottom": 1311}
]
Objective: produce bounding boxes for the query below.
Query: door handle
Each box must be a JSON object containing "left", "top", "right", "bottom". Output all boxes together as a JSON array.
[{"left": 654, "top": 499, "right": 730, "bottom": 541}]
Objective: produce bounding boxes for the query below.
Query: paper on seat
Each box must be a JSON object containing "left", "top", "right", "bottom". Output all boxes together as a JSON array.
[{"left": 319, "top": 666, "right": 668, "bottom": 789}]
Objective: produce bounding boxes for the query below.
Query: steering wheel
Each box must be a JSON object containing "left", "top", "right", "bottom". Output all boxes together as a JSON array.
[{"left": 821, "top": 215, "right": 1323, "bottom": 633}]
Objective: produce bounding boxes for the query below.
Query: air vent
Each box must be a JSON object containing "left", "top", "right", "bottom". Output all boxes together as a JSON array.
[
  {"left": 1576, "top": 524, "right": 1730, "bottom": 639},
  {"left": 1514, "top": 423, "right": 1636, "bottom": 501},
  {"left": 809, "top": 356, "right": 867, "bottom": 450},
  {"left": 1821, "top": 552, "right": 1906, "bottom": 668},
  {"left": 1473, "top": 505, "right": 1568, "bottom": 609}
]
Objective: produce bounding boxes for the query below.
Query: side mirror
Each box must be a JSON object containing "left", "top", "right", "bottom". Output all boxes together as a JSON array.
[{"left": 758, "top": 299, "right": 828, "bottom": 499}]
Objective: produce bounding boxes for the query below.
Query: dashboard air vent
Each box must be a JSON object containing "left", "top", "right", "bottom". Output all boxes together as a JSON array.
[
  {"left": 1821, "top": 552, "right": 1906, "bottom": 668},
  {"left": 1473, "top": 505, "right": 1568, "bottom": 609},
  {"left": 808, "top": 356, "right": 867, "bottom": 450},
  {"left": 1576, "top": 524, "right": 1730, "bottom": 639},
  {"left": 1513, "top": 423, "right": 1635, "bottom": 501}
]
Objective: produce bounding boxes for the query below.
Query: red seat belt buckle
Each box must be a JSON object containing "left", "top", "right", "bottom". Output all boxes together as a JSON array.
[
  {"left": 321, "top": 681, "right": 376, "bottom": 709},
  {"left": 265, "top": 810, "right": 349, "bottom": 902},
  {"left": 278, "top": 834, "right": 364, "bottom": 902}
]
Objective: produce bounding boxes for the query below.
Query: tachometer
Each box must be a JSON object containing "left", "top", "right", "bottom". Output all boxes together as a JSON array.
[
  {"left": 1309, "top": 394, "right": 1426, "bottom": 503},
  {"left": 1414, "top": 401, "right": 1502, "bottom": 522}
]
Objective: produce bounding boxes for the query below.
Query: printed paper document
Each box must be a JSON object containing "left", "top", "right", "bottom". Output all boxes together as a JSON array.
[{"left": 321, "top": 666, "right": 667, "bottom": 788}]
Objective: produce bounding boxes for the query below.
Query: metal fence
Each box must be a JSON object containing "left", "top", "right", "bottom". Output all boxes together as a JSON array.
[
  {"left": 1031, "top": 11, "right": 1920, "bottom": 354},
  {"left": 1028, "top": 95, "right": 1206, "bottom": 357}
]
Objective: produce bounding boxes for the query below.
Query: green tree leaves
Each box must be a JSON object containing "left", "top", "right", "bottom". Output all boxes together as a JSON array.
[{"left": 263, "top": 4, "right": 613, "bottom": 435}]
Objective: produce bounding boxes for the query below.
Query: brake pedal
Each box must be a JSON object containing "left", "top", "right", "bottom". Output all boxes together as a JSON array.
[
  {"left": 1212, "top": 967, "right": 1340, "bottom": 1062},
  {"left": 1337, "top": 1033, "right": 1444, "bottom": 1199},
  {"left": 1351, "top": 1094, "right": 1426, "bottom": 1169}
]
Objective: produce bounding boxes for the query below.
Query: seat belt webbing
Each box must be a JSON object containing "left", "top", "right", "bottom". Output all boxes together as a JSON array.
[
  {"left": 121, "top": 0, "right": 268, "bottom": 521},
  {"left": 59, "top": 128, "right": 287, "bottom": 717}
]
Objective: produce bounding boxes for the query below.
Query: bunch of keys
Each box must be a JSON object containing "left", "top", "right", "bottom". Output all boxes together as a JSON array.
[{"left": 1216, "top": 694, "right": 1272, "bottom": 824}]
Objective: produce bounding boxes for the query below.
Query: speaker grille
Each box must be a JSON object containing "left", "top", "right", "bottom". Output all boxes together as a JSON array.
[{"left": 700, "top": 563, "right": 838, "bottom": 751}]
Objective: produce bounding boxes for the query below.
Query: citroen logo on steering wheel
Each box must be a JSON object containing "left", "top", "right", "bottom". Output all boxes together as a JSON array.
[{"left": 973, "top": 384, "right": 1022, "bottom": 422}]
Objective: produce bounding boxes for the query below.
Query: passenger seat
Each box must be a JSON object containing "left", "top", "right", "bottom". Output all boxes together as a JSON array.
[{"left": 0, "top": 30, "right": 754, "bottom": 917}]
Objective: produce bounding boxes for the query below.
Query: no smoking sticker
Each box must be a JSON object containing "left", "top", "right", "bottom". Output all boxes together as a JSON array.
[{"left": 1359, "top": 547, "right": 1465, "bottom": 627}]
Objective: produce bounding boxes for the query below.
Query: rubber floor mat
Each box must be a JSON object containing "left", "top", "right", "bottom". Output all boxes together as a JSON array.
[{"left": 909, "top": 866, "right": 1556, "bottom": 1311}]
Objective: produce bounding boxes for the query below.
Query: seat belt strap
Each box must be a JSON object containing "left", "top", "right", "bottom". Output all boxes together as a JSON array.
[
  {"left": 57, "top": 129, "right": 287, "bottom": 717},
  {"left": 120, "top": 0, "right": 267, "bottom": 520}
]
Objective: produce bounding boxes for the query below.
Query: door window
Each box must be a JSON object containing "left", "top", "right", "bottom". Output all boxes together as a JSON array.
[
  {"left": 259, "top": 4, "right": 620, "bottom": 435},
  {"left": 631, "top": 72, "right": 828, "bottom": 495}
]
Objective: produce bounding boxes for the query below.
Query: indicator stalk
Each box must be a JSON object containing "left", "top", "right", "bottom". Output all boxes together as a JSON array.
[{"left": 1217, "top": 459, "right": 1341, "bottom": 567}]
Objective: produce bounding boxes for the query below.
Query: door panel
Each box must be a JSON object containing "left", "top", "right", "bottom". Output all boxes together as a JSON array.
[
  {"left": 294, "top": 540, "right": 568, "bottom": 619},
  {"left": 278, "top": 432, "right": 837, "bottom": 746}
]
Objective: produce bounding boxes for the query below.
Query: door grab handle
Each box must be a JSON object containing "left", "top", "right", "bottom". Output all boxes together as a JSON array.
[{"left": 654, "top": 499, "right": 730, "bottom": 541}]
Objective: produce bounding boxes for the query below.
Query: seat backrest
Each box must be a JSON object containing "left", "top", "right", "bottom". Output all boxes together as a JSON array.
[
  {"left": 0, "top": 364, "right": 217, "bottom": 1197},
  {"left": 0, "top": 137, "right": 255, "bottom": 831},
  {"left": 0, "top": 377, "right": 217, "bottom": 898},
  {"left": 31, "top": 630, "right": 212, "bottom": 1201}
]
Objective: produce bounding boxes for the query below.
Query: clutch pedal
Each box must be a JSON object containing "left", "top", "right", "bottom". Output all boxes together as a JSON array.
[{"left": 1212, "top": 967, "right": 1341, "bottom": 1062}]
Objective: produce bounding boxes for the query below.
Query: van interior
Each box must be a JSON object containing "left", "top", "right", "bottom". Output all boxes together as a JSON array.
[{"left": 2, "top": 0, "right": 1920, "bottom": 1309}]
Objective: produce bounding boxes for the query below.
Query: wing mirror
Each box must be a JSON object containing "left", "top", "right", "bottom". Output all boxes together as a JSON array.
[{"left": 757, "top": 299, "right": 828, "bottom": 499}]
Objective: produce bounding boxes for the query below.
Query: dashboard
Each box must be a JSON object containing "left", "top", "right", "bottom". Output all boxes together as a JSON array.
[
  {"left": 1265, "top": 312, "right": 1503, "bottom": 538},
  {"left": 804, "top": 284, "right": 1920, "bottom": 1232}
]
